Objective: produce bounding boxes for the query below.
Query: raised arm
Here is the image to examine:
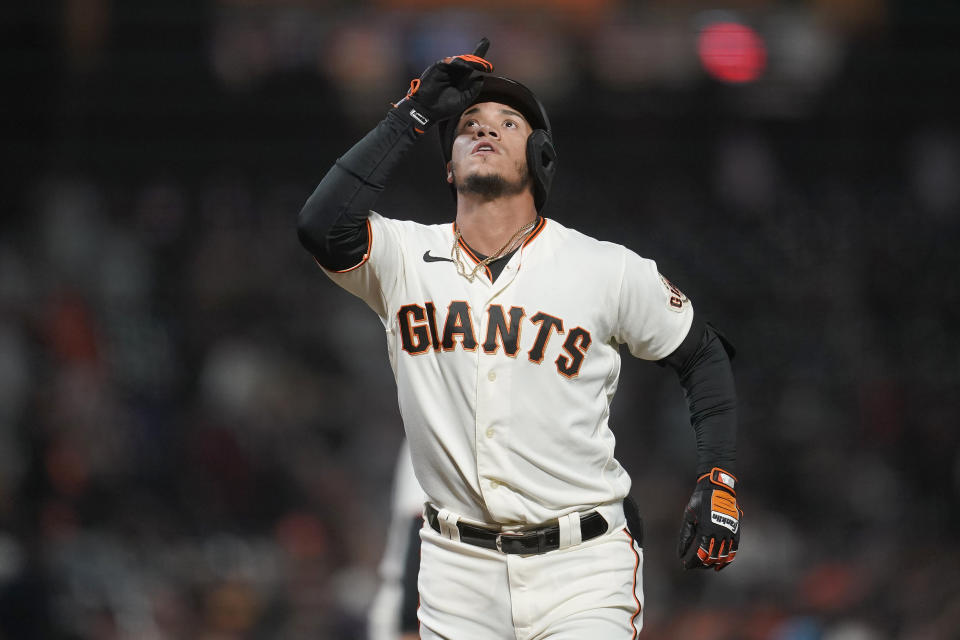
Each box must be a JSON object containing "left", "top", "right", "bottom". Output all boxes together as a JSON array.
[
  {"left": 297, "top": 38, "right": 493, "bottom": 271},
  {"left": 296, "top": 111, "right": 422, "bottom": 271}
]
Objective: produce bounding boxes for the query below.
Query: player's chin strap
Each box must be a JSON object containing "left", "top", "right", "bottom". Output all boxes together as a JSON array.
[{"left": 435, "top": 507, "right": 462, "bottom": 543}]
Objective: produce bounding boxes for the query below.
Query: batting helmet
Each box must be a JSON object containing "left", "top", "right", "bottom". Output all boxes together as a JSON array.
[{"left": 438, "top": 75, "right": 557, "bottom": 212}]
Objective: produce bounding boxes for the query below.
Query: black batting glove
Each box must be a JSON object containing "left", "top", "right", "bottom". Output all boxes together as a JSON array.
[
  {"left": 393, "top": 37, "right": 493, "bottom": 132},
  {"left": 677, "top": 467, "right": 742, "bottom": 571}
]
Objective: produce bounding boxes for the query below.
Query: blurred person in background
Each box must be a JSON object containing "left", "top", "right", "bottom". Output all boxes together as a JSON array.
[{"left": 367, "top": 440, "right": 425, "bottom": 640}]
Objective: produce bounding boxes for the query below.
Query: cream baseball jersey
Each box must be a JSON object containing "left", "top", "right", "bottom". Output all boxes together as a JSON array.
[{"left": 324, "top": 213, "right": 694, "bottom": 526}]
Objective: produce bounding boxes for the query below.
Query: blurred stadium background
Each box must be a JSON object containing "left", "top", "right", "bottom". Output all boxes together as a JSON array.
[{"left": 2, "top": 0, "right": 959, "bottom": 638}]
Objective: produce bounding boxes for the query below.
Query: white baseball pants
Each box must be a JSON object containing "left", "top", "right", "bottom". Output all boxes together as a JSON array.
[{"left": 416, "top": 503, "right": 643, "bottom": 640}]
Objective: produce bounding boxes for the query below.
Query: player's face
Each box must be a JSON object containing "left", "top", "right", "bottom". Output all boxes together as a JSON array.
[{"left": 447, "top": 101, "right": 533, "bottom": 198}]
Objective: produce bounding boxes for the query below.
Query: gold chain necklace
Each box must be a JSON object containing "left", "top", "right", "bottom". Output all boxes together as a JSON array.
[{"left": 451, "top": 219, "right": 537, "bottom": 282}]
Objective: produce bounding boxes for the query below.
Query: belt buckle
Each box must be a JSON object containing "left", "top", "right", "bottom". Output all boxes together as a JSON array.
[{"left": 495, "top": 530, "right": 524, "bottom": 553}]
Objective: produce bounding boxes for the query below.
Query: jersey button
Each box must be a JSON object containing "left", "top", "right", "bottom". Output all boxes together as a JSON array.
[
  {"left": 485, "top": 427, "right": 495, "bottom": 438},
  {"left": 487, "top": 371, "right": 497, "bottom": 382},
  {"left": 489, "top": 480, "right": 500, "bottom": 489}
]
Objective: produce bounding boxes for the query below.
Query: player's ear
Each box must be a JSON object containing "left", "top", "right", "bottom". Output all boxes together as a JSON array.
[{"left": 446, "top": 161, "right": 454, "bottom": 184}]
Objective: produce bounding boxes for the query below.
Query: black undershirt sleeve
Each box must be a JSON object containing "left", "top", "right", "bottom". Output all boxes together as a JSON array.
[
  {"left": 660, "top": 318, "right": 738, "bottom": 476},
  {"left": 297, "top": 108, "right": 424, "bottom": 271}
]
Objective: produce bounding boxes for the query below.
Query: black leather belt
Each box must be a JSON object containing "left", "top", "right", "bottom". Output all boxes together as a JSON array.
[{"left": 425, "top": 504, "right": 609, "bottom": 555}]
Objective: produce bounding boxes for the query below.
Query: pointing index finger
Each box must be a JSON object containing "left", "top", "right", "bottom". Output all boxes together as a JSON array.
[{"left": 473, "top": 37, "right": 490, "bottom": 58}]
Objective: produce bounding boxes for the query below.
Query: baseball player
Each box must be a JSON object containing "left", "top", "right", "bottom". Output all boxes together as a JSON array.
[
  {"left": 368, "top": 439, "right": 426, "bottom": 640},
  {"left": 298, "top": 38, "right": 742, "bottom": 638}
]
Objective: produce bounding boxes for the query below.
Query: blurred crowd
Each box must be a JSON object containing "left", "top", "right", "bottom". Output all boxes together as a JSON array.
[{"left": 2, "top": 1, "right": 960, "bottom": 639}]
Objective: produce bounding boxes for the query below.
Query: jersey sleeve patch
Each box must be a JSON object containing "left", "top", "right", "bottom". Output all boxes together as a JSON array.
[{"left": 659, "top": 274, "right": 688, "bottom": 313}]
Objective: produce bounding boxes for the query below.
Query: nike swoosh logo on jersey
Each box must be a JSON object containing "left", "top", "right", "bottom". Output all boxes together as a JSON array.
[{"left": 423, "top": 251, "right": 454, "bottom": 263}]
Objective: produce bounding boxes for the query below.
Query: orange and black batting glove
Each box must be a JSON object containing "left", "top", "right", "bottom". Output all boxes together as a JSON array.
[
  {"left": 677, "top": 467, "right": 742, "bottom": 571},
  {"left": 393, "top": 37, "right": 494, "bottom": 133}
]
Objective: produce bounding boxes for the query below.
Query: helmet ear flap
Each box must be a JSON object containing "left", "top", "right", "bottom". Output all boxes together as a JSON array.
[{"left": 526, "top": 129, "right": 557, "bottom": 212}]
